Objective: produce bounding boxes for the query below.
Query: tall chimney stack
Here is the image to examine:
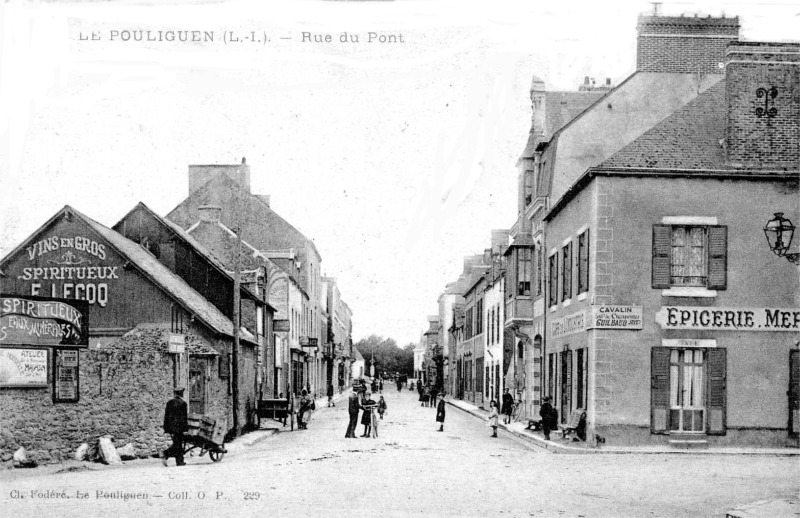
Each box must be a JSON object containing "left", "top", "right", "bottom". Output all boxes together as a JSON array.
[{"left": 636, "top": 14, "right": 739, "bottom": 74}]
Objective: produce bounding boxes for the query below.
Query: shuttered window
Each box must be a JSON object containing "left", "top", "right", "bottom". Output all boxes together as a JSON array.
[
  {"left": 548, "top": 253, "right": 558, "bottom": 307},
  {"left": 652, "top": 224, "right": 727, "bottom": 290},
  {"left": 706, "top": 348, "right": 727, "bottom": 435},
  {"left": 561, "top": 243, "right": 572, "bottom": 302},
  {"left": 578, "top": 229, "right": 589, "bottom": 295},
  {"left": 651, "top": 347, "right": 671, "bottom": 434}
]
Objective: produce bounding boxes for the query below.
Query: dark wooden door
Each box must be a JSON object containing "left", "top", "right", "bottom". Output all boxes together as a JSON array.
[{"left": 189, "top": 357, "right": 206, "bottom": 414}]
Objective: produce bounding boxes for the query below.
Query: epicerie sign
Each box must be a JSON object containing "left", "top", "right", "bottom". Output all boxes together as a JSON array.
[
  {"left": 588, "top": 306, "right": 643, "bottom": 330},
  {"left": 17, "top": 234, "right": 119, "bottom": 307},
  {"left": 655, "top": 306, "right": 800, "bottom": 332},
  {"left": 550, "top": 310, "right": 586, "bottom": 339}
]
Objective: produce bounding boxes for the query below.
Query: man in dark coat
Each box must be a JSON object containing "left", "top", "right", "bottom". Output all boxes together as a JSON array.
[
  {"left": 501, "top": 388, "right": 515, "bottom": 424},
  {"left": 162, "top": 387, "right": 188, "bottom": 466},
  {"left": 345, "top": 390, "right": 360, "bottom": 438},
  {"left": 539, "top": 396, "right": 558, "bottom": 440},
  {"left": 436, "top": 393, "right": 446, "bottom": 432},
  {"left": 327, "top": 383, "right": 335, "bottom": 407}
]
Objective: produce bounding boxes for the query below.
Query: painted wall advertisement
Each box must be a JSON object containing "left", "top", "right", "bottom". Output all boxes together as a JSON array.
[
  {"left": 656, "top": 306, "right": 800, "bottom": 332},
  {"left": 0, "top": 295, "right": 89, "bottom": 347},
  {"left": 0, "top": 348, "right": 48, "bottom": 387},
  {"left": 588, "top": 306, "right": 643, "bottom": 330}
]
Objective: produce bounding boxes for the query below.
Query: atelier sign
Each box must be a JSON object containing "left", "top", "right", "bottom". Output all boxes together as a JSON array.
[
  {"left": 588, "top": 306, "right": 643, "bottom": 330},
  {"left": 0, "top": 348, "right": 48, "bottom": 387},
  {"left": 655, "top": 306, "right": 800, "bottom": 332}
]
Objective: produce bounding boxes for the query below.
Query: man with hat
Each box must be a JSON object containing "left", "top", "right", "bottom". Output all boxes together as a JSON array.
[
  {"left": 162, "top": 387, "right": 188, "bottom": 466},
  {"left": 539, "top": 396, "right": 557, "bottom": 441}
]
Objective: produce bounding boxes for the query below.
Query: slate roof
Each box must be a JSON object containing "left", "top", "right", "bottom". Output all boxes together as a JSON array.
[
  {"left": 72, "top": 207, "right": 257, "bottom": 344},
  {"left": 600, "top": 81, "right": 729, "bottom": 170},
  {"left": 116, "top": 202, "right": 263, "bottom": 304}
]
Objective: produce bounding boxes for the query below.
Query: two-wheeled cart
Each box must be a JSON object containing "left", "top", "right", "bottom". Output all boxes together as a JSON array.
[{"left": 182, "top": 414, "right": 227, "bottom": 462}]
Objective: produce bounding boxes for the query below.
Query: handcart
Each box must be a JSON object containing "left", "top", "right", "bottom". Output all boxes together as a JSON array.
[
  {"left": 182, "top": 414, "right": 227, "bottom": 462},
  {"left": 254, "top": 397, "right": 293, "bottom": 430}
]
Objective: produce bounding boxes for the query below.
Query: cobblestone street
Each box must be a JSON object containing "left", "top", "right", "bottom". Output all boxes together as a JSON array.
[{"left": 2, "top": 388, "right": 797, "bottom": 517}]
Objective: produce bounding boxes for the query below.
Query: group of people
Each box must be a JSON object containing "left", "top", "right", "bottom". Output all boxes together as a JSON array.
[
  {"left": 416, "top": 381, "right": 439, "bottom": 407},
  {"left": 345, "top": 379, "right": 387, "bottom": 438}
]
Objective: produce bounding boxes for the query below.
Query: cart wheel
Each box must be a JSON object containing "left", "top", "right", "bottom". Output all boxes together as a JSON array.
[{"left": 209, "top": 449, "right": 224, "bottom": 462}]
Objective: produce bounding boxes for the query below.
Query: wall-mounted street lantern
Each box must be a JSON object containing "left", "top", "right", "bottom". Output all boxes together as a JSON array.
[{"left": 764, "top": 213, "right": 799, "bottom": 265}]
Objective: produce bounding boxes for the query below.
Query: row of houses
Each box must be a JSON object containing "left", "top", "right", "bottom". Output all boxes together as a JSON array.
[
  {"left": 0, "top": 161, "right": 355, "bottom": 464},
  {"left": 420, "top": 12, "right": 799, "bottom": 448}
]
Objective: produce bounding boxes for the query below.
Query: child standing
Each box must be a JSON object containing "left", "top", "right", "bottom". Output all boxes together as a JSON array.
[
  {"left": 487, "top": 400, "right": 499, "bottom": 438},
  {"left": 377, "top": 395, "right": 387, "bottom": 420}
]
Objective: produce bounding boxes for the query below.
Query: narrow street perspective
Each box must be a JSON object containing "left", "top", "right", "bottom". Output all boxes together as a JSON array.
[{"left": 2, "top": 388, "right": 797, "bottom": 517}]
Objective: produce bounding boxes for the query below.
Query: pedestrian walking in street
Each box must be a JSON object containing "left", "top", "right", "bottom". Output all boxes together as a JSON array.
[
  {"left": 298, "top": 389, "right": 314, "bottom": 430},
  {"left": 501, "top": 388, "right": 514, "bottom": 424},
  {"left": 430, "top": 386, "right": 439, "bottom": 409},
  {"left": 377, "top": 395, "right": 387, "bottom": 420},
  {"left": 162, "top": 387, "right": 188, "bottom": 466},
  {"left": 379, "top": 378, "right": 383, "bottom": 393},
  {"left": 360, "top": 392, "right": 377, "bottom": 437},
  {"left": 487, "top": 399, "right": 499, "bottom": 438},
  {"left": 345, "top": 390, "right": 360, "bottom": 438},
  {"left": 436, "top": 393, "right": 446, "bottom": 432},
  {"left": 327, "top": 383, "right": 335, "bottom": 407},
  {"left": 397, "top": 379, "right": 402, "bottom": 392},
  {"left": 539, "top": 396, "right": 558, "bottom": 440},
  {"left": 422, "top": 383, "right": 431, "bottom": 407},
  {"left": 339, "top": 380, "right": 345, "bottom": 394}
]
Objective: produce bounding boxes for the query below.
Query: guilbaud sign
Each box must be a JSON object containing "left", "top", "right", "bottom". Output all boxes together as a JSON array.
[{"left": 656, "top": 306, "right": 800, "bottom": 332}]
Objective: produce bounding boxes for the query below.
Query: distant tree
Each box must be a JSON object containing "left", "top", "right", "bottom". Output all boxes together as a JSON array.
[{"left": 355, "top": 335, "right": 414, "bottom": 377}]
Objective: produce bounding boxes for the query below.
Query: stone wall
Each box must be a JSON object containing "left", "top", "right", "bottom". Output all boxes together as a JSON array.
[{"left": 1, "top": 327, "right": 233, "bottom": 467}]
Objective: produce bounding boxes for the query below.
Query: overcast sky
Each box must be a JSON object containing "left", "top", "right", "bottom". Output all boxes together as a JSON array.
[{"left": 1, "top": 0, "right": 798, "bottom": 346}]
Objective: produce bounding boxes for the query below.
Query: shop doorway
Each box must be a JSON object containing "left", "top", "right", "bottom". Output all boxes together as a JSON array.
[
  {"left": 669, "top": 349, "right": 705, "bottom": 433},
  {"left": 561, "top": 350, "right": 572, "bottom": 423},
  {"left": 188, "top": 357, "right": 206, "bottom": 414}
]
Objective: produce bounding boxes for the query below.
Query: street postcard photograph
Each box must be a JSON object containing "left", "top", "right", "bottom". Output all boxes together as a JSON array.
[{"left": 0, "top": 0, "right": 799, "bottom": 516}]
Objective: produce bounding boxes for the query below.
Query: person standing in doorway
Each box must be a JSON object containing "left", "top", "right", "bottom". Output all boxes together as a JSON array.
[
  {"left": 345, "top": 390, "right": 360, "bottom": 438},
  {"left": 487, "top": 399, "right": 499, "bottom": 438},
  {"left": 436, "top": 392, "right": 446, "bottom": 432},
  {"left": 327, "top": 383, "right": 335, "bottom": 407},
  {"left": 501, "top": 388, "right": 514, "bottom": 424},
  {"left": 540, "top": 396, "right": 557, "bottom": 440},
  {"left": 162, "top": 388, "right": 188, "bottom": 467}
]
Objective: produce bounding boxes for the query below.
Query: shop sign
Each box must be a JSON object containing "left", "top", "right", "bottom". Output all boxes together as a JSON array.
[
  {"left": 168, "top": 333, "right": 185, "bottom": 354},
  {"left": 300, "top": 337, "right": 318, "bottom": 348},
  {"left": 656, "top": 306, "right": 800, "bottom": 332},
  {"left": 15, "top": 234, "right": 121, "bottom": 307},
  {"left": 588, "top": 306, "right": 643, "bottom": 330},
  {"left": 661, "top": 339, "right": 717, "bottom": 348},
  {"left": 0, "top": 296, "right": 89, "bottom": 347},
  {"left": 273, "top": 319, "right": 290, "bottom": 333},
  {"left": 550, "top": 310, "right": 586, "bottom": 339},
  {"left": 0, "top": 348, "right": 48, "bottom": 387},
  {"left": 54, "top": 349, "right": 79, "bottom": 402}
]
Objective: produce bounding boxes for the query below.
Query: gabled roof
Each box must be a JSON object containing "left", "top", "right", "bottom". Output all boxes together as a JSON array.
[
  {"left": 0, "top": 205, "right": 257, "bottom": 344},
  {"left": 352, "top": 348, "right": 365, "bottom": 362},
  {"left": 114, "top": 202, "right": 264, "bottom": 305}
]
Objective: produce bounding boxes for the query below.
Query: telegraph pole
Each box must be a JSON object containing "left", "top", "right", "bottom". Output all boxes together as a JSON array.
[{"left": 231, "top": 161, "right": 245, "bottom": 436}]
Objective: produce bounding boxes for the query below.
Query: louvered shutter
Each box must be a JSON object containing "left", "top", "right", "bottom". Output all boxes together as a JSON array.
[
  {"left": 652, "top": 225, "right": 671, "bottom": 289},
  {"left": 707, "top": 226, "right": 728, "bottom": 290},
  {"left": 706, "top": 348, "right": 727, "bottom": 435},
  {"left": 790, "top": 350, "right": 800, "bottom": 435},
  {"left": 651, "top": 347, "right": 671, "bottom": 434}
]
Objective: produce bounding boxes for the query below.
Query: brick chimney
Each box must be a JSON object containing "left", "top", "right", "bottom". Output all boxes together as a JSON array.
[
  {"left": 636, "top": 14, "right": 739, "bottom": 74},
  {"left": 188, "top": 157, "right": 251, "bottom": 195},
  {"left": 725, "top": 41, "right": 800, "bottom": 169}
]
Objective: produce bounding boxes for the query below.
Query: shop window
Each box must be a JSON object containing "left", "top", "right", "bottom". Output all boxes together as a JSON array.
[
  {"left": 651, "top": 347, "right": 726, "bottom": 435},
  {"left": 561, "top": 243, "right": 572, "bottom": 302},
  {"left": 548, "top": 254, "right": 558, "bottom": 308},
  {"left": 578, "top": 229, "right": 590, "bottom": 295},
  {"left": 517, "top": 248, "right": 532, "bottom": 296},
  {"left": 652, "top": 225, "right": 727, "bottom": 290}
]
